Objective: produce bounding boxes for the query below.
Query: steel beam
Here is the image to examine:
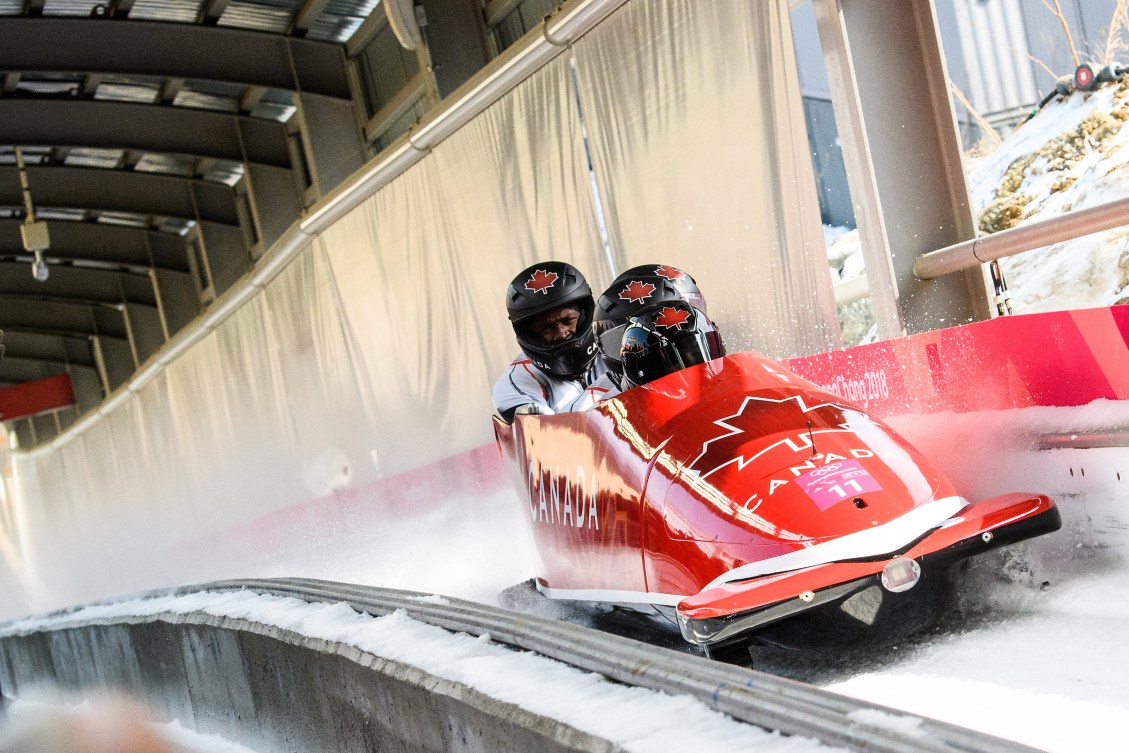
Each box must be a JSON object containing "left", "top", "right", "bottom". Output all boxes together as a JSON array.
[
  {"left": 0, "top": 360, "right": 70, "bottom": 387},
  {"left": 291, "top": 0, "right": 332, "bottom": 35},
  {"left": 813, "top": 0, "right": 988, "bottom": 335},
  {"left": 158, "top": 78, "right": 184, "bottom": 104},
  {"left": 0, "top": 219, "right": 190, "bottom": 272},
  {"left": 80, "top": 73, "right": 102, "bottom": 97},
  {"left": 109, "top": 0, "right": 136, "bottom": 18},
  {"left": 0, "top": 330, "right": 96, "bottom": 367},
  {"left": 198, "top": 0, "right": 232, "bottom": 25},
  {"left": 484, "top": 0, "right": 524, "bottom": 28},
  {"left": 239, "top": 86, "right": 268, "bottom": 114},
  {"left": 0, "top": 300, "right": 131, "bottom": 340},
  {"left": 346, "top": 6, "right": 389, "bottom": 57},
  {"left": 0, "top": 263, "right": 158, "bottom": 307},
  {"left": 0, "top": 17, "right": 350, "bottom": 99},
  {"left": 0, "top": 165, "right": 239, "bottom": 225},
  {"left": 0, "top": 98, "right": 291, "bottom": 168}
]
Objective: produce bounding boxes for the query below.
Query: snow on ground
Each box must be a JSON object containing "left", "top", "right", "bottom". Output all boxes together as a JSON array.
[
  {"left": 819, "top": 414, "right": 1129, "bottom": 752},
  {"left": 827, "top": 547, "right": 1129, "bottom": 753}
]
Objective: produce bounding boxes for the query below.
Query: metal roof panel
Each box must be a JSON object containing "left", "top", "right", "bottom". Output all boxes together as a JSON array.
[{"left": 128, "top": 0, "right": 201, "bottom": 23}]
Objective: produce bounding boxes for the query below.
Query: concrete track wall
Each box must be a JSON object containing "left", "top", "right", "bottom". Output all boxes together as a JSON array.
[{"left": 0, "top": 613, "right": 618, "bottom": 753}]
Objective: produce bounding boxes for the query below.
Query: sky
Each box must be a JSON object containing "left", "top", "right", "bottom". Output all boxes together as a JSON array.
[{"left": 3, "top": 46, "right": 1129, "bottom": 753}]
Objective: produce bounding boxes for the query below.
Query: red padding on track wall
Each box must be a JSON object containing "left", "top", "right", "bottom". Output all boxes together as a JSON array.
[
  {"left": 0, "top": 373, "right": 75, "bottom": 422},
  {"left": 783, "top": 305, "right": 1129, "bottom": 417}
]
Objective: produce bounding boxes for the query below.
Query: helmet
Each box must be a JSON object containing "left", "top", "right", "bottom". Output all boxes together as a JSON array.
[
  {"left": 620, "top": 301, "right": 725, "bottom": 390},
  {"left": 594, "top": 275, "right": 687, "bottom": 381},
  {"left": 505, "top": 261, "right": 598, "bottom": 378},
  {"left": 617, "top": 263, "right": 707, "bottom": 315},
  {"left": 594, "top": 274, "right": 688, "bottom": 325}
]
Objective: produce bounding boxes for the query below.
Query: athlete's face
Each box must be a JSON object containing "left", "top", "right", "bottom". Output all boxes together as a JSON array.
[{"left": 530, "top": 305, "right": 581, "bottom": 343}]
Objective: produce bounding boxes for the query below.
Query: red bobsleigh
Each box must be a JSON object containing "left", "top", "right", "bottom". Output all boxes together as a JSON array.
[{"left": 493, "top": 351, "right": 1061, "bottom": 658}]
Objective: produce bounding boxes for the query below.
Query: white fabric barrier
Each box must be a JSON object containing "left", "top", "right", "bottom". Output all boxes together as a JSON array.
[
  {"left": 318, "top": 53, "right": 608, "bottom": 475},
  {"left": 0, "top": 0, "right": 838, "bottom": 619},
  {"left": 575, "top": 0, "right": 839, "bottom": 357}
]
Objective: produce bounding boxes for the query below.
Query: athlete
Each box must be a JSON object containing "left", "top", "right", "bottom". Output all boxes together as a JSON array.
[
  {"left": 618, "top": 300, "right": 726, "bottom": 390},
  {"left": 568, "top": 265, "right": 721, "bottom": 409},
  {"left": 593, "top": 270, "right": 693, "bottom": 384},
  {"left": 493, "top": 261, "right": 608, "bottom": 423}
]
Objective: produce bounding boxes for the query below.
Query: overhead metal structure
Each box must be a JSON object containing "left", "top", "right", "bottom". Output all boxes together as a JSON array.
[
  {"left": 0, "top": 17, "right": 353, "bottom": 98},
  {"left": 0, "top": 165, "right": 241, "bottom": 225},
  {"left": 0, "top": 0, "right": 517, "bottom": 446},
  {"left": 0, "top": 99, "right": 293, "bottom": 167},
  {"left": 0, "top": 0, "right": 395, "bottom": 444}
]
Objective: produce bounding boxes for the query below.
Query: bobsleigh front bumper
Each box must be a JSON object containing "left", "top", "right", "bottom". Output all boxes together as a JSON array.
[{"left": 676, "top": 492, "right": 1061, "bottom": 647}]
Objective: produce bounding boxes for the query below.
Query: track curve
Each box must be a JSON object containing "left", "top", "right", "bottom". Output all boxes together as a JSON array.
[{"left": 182, "top": 577, "right": 1043, "bottom": 753}]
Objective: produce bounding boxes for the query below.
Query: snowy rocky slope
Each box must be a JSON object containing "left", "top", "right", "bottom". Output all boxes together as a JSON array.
[{"left": 828, "top": 76, "right": 1129, "bottom": 342}]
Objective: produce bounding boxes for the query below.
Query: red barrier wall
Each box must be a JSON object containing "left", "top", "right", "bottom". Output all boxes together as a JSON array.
[
  {"left": 0, "top": 374, "right": 74, "bottom": 422},
  {"left": 783, "top": 306, "right": 1129, "bottom": 417}
]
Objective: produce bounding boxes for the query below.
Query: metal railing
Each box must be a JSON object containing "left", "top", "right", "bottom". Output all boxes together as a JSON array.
[
  {"left": 913, "top": 196, "right": 1129, "bottom": 280},
  {"left": 833, "top": 196, "right": 1129, "bottom": 307}
]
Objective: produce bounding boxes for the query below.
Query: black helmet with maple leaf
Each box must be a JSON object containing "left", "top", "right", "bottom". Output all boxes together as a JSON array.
[
  {"left": 505, "top": 260, "right": 598, "bottom": 378},
  {"left": 620, "top": 301, "right": 725, "bottom": 390},
  {"left": 616, "top": 263, "right": 707, "bottom": 315},
  {"left": 594, "top": 274, "right": 688, "bottom": 381},
  {"left": 594, "top": 275, "right": 688, "bottom": 326}
]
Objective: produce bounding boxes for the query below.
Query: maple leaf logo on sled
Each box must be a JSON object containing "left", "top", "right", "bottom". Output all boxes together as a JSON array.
[
  {"left": 654, "top": 306, "right": 692, "bottom": 330},
  {"left": 686, "top": 395, "right": 860, "bottom": 479},
  {"left": 618, "top": 280, "right": 656, "bottom": 303},
  {"left": 524, "top": 269, "right": 559, "bottom": 294},
  {"left": 654, "top": 265, "right": 685, "bottom": 280}
]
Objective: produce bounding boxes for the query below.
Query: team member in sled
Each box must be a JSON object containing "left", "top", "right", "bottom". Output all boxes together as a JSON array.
[
  {"left": 492, "top": 261, "right": 610, "bottom": 423},
  {"left": 587, "top": 264, "right": 723, "bottom": 405},
  {"left": 493, "top": 261, "right": 723, "bottom": 421}
]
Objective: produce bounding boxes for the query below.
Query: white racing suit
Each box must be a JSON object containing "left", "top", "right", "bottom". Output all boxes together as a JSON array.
[
  {"left": 561, "top": 371, "right": 621, "bottom": 412},
  {"left": 493, "top": 354, "right": 610, "bottom": 422}
]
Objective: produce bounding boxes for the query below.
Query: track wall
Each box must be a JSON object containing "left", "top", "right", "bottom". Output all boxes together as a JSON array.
[{"left": 0, "top": 615, "right": 616, "bottom": 753}]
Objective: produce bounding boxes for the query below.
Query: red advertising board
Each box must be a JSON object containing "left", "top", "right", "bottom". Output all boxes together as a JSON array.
[
  {"left": 783, "top": 305, "right": 1129, "bottom": 417},
  {"left": 0, "top": 373, "right": 76, "bottom": 422}
]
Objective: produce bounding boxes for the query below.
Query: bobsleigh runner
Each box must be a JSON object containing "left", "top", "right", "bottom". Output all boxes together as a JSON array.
[{"left": 492, "top": 350, "right": 1061, "bottom": 661}]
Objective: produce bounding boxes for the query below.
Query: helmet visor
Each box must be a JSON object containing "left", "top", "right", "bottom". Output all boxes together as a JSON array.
[
  {"left": 622, "top": 326, "right": 721, "bottom": 387},
  {"left": 598, "top": 322, "right": 628, "bottom": 367}
]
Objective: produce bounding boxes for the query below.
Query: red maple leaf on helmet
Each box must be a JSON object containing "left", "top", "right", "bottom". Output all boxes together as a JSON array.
[
  {"left": 654, "top": 306, "right": 692, "bottom": 330},
  {"left": 524, "top": 269, "right": 559, "bottom": 294},
  {"left": 654, "top": 265, "right": 685, "bottom": 280},
  {"left": 618, "top": 280, "right": 656, "bottom": 303}
]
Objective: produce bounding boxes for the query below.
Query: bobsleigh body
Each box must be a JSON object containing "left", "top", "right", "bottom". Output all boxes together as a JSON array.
[{"left": 493, "top": 351, "right": 1060, "bottom": 655}]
